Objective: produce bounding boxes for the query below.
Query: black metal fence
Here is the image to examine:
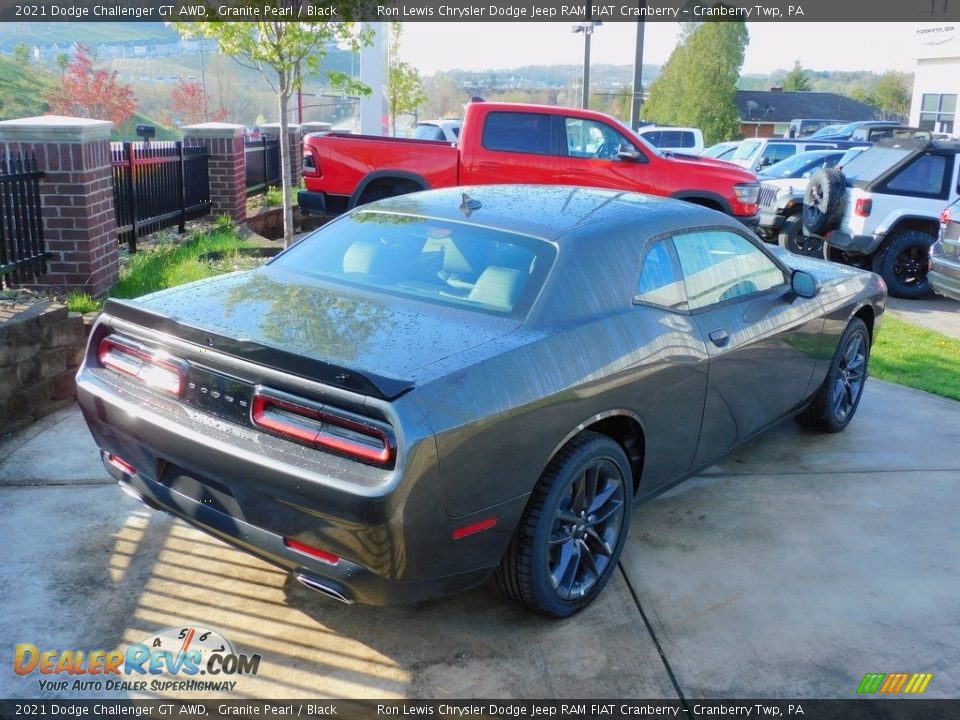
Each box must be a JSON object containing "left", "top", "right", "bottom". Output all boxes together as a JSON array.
[
  {"left": 111, "top": 141, "right": 211, "bottom": 253},
  {"left": 0, "top": 153, "right": 46, "bottom": 289},
  {"left": 245, "top": 136, "right": 281, "bottom": 195}
]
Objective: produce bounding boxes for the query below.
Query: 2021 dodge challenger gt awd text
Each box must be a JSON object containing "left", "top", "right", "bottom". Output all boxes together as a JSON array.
[{"left": 78, "top": 185, "right": 886, "bottom": 617}]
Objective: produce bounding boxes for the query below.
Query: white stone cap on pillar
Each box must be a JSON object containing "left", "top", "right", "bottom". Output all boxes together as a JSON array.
[
  {"left": 260, "top": 123, "right": 301, "bottom": 135},
  {"left": 0, "top": 115, "right": 112, "bottom": 143},
  {"left": 300, "top": 122, "right": 333, "bottom": 133},
  {"left": 182, "top": 122, "right": 246, "bottom": 139}
]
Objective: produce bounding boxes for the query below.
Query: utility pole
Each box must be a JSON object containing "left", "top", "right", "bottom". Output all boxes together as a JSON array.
[{"left": 630, "top": 6, "right": 647, "bottom": 130}]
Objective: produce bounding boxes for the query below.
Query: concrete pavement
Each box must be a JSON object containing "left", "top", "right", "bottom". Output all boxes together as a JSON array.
[{"left": 1, "top": 380, "right": 958, "bottom": 700}]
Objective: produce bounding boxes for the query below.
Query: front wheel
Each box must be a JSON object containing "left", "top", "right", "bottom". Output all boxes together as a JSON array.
[
  {"left": 495, "top": 432, "right": 633, "bottom": 618},
  {"left": 779, "top": 216, "right": 824, "bottom": 257},
  {"left": 797, "top": 317, "right": 870, "bottom": 433}
]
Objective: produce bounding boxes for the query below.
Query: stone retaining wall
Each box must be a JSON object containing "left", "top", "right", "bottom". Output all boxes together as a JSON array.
[{"left": 0, "top": 300, "right": 89, "bottom": 435}]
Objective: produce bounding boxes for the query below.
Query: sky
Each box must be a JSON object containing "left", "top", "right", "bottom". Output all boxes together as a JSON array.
[{"left": 398, "top": 22, "right": 918, "bottom": 76}]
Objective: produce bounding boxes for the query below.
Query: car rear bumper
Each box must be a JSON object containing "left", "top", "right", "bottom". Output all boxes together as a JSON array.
[
  {"left": 825, "top": 230, "right": 879, "bottom": 256},
  {"left": 929, "top": 252, "right": 960, "bottom": 302},
  {"left": 297, "top": 190, "right": 327, "bottom": 216},
  {"left": 77, "top": 371, "right": 522, "bottom": 606},
  {"left": 757, "top": 210, "right": 785, "bottom": 238}
]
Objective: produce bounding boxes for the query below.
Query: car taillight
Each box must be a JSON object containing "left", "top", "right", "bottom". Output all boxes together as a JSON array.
[
  {"left": 855, "top": 198, "right": 872, "bottom": 217},
  {"left": 302, "top": 151, "right": 319, "bottom": 177},
  {"left": 251, "top": 390, "right": 395, "bottom": 466},
  {"left": 98, "top": 337, "right": 186, "bottom": 397},
  {"left": 941, "top": 207, "right": 952, "bottom": 225}
]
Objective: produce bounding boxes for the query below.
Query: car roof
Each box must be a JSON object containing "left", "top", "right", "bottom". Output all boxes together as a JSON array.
[
  {"left": 872, "top": 136, "right": 960, "bottom": 153},
  {"left": 360, "top": 185, "right": 732, "bottom": 240}
]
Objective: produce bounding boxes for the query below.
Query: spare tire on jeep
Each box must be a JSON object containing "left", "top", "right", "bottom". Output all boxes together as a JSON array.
[{"left": 803, "top": 167, "right": 846, "bottom": 235}]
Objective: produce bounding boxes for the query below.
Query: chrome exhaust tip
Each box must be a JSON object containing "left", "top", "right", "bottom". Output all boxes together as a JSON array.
[
  {"left": 118, "top": 481, "right": 158, "bottom": 510},
  {"left": 295, "top": 573, "right": 354, "bottom": 604}
]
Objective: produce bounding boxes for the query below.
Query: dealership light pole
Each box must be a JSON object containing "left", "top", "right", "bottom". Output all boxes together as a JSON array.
[
  {"left": 630, "top": 6, "right": 647, "bottom": 130},
  {"left": 572, "top": 21, "right": 601, "bottom": 110}
]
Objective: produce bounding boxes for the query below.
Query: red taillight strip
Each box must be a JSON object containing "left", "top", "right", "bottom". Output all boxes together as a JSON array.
[
  {"left": 284, "top": 537, "right": 340, "bottom": 565},
  {"left": 251, "top": 390, "right": 395, "bottom": 466},
  {"left": 97, "top": 336, "right": 186, "bottom": 397},
  {"left": 452, "top": 517, "right": 498, "bottom": 540},
  {"left": 107, "top": 454, "right": 138, "bottom": 476}
]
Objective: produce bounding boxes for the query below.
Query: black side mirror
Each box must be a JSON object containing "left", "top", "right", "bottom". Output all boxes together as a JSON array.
[{"left": 791, "top": 270, "right": 819, "bottom": 299}]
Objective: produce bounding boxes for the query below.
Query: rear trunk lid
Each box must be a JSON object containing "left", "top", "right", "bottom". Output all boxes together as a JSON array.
[{"left": 107, "top": 267, "right": 522, "bottom": 400}]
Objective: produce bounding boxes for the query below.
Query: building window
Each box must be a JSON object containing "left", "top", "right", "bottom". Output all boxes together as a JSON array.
[{"left": 919, "top": 93, "right": 956, "bottom": 134}]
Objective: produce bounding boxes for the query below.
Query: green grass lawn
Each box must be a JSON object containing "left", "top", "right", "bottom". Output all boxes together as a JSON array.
[
  {"left": 871, "top": 315, "right": 960, "bottom": 402},
  {"left": 67, "top": 222, "right": 249, "bottom": 313}
]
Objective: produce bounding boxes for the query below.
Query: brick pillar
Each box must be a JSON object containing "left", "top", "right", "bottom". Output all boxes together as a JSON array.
[
  {"left": 182, "top": 122, "right": 246, "bottom": 224},
  {"left": 261, "top": 122, "right": 303, "bottom": 186},
  {"left": 0, "top": 115, "right": 119, "bottom": 296}
]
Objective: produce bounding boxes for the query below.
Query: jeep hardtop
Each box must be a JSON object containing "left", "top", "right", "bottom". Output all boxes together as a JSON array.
[{"left": 802, "top": 137, "right": 960, "bottom": 298}]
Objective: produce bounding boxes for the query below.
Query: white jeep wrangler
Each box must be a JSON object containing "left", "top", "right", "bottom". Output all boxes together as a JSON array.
[{"left": 802, "top": 137, "right": 960, "bottom": 298}]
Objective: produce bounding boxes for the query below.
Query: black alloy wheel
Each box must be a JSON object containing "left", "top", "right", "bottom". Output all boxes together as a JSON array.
[
  {"left": 495, "top": 431, "right": 633, "bottom": 618},
  {"left": 797, "top": 317, "right": 871, "bottom": 433}
]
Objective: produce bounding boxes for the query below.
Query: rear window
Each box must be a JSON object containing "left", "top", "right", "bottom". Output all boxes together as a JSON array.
[
  {"left": 841, "top": 145, "right": 916, "bottom": 183},
  {"left": 413, "top": 125, "right": 444, "bottom": 141},
  {"left": 271, "top": 212, "right": 556, "bottom": 316},
  {"left": 482, "top": 112, "right": 552, "bottom": 155}
]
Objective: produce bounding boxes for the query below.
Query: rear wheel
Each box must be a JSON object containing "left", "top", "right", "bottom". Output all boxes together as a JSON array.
[
  {"left": 872, "top": 230, "right": 936, "bottom": 299},
  {"left": 797, "top": 317, "right": 870, "bottom": 433},
  {"left": 779, "top": 215, "right": 824, "bottom": 257},
  {"left": 495, "top": 432, "right": 633, "bottom": 618}
]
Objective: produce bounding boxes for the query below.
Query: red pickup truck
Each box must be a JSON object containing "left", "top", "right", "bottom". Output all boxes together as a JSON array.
[{"left": 299, "top": 101, "right": 760, "bottom": 227}]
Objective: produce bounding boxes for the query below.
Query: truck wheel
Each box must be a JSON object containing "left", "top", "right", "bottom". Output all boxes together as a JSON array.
[
  {"left": 779, "top": 216, "right": 824, "bottom": 257},
  {"left": 355, "top": 178, "right": 423, "bottom": 206},
  {"left": 802, "top": 167, "right": 845, "bottom": 235},
  {"left": 494, "top": 432, "right": 632, "bottom": 618},
  {"left": 871, "top": 231, "right": 935, "bottom": 299}
]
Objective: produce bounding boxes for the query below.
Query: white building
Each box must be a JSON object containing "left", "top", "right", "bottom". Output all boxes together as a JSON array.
[{"left": 909, "top": 24, "right": 959, "bottom": 136}]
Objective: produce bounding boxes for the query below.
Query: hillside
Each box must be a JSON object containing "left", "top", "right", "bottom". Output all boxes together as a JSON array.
[
  {"left": 0, "top": 56, "right": 177, "bottom": 140},
  {"left": 0, "top": 22, "right": 176, "bottom": 51}
]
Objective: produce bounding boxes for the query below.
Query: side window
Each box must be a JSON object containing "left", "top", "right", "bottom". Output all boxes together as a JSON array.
[
  {"left": 567, "top": 118, "right": 635, "bottom": 159},
  {"left": 885, "top": 154, "right": 948, "bottom": 196},
  {"left": 762, "top": 144, "right": 796, "bottom": 166},
  {"left": 673, "top": 230, "right": 786, "bottom": 310},
  {"left": 640, "top": 130, "right": 662, "bottom": 147},
  {"left": 481, "top": 112, "right": 552, "bottom": 155},
  {"left": 635, "top": 239, "right": 687, "bottom": 311}
]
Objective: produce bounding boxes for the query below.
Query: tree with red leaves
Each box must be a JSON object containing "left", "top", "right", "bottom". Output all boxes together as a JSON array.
[
  {"left": 169, "top": 80, "right": 227, "bottom": 126},
  {"left": 46, "top": 45, "right": 136, "bottom": 127}
]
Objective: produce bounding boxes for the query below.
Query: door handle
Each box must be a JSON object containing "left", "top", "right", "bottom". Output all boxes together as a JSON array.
[
  {"left": 709, "top": 329, "right": 730, "bottom": 347},
  {"left": 478, "top": 161, "right": 501, "bottom": 169}
]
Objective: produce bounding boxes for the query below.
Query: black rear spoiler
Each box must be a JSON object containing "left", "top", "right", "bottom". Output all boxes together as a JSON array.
[{"left": 102, "top": 299, "right": 415, "bottom": 401}]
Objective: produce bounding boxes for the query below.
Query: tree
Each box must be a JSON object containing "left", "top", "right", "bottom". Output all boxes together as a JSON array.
[
  {"left": 55, "top": 53, "right": 69, "bottom": 75},
  {"left": 872, "top": 71, "right": 911, "bottom": 119},
  {"left": 642, "top": 22, "right": 749, "bottom": 145},
  {"left": 387, "top": 23, "right": 426, "bottom": 135},
  {"left": 46, "top": 45, "right": 136, "bottom": 127},
  {"left": 169, "top": 79, "right": 227, "bottom": 126},
  {"left": 783, "top": 60, "right": 812, "bottom": 92},
  {"left": 175, "top": 18, "right": 370, "bottom": 248},
  {"left": 12, "top": 44, "right": 32, "bottom": 67}
]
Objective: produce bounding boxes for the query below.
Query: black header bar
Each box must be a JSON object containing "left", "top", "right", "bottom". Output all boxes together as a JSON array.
[
  {"left": 0, "top": 1, "right": 958, "bottom": 23},
  {"left": 2, "top": 700, "right": 960, "bottom": 720}
]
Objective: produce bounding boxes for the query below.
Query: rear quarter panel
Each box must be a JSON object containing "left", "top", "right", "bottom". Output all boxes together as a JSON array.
[{"left": 309, "top": 135, "right": 459, "bottom": 194}]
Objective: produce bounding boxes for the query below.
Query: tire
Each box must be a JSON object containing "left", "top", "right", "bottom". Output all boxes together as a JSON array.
[
  {"left": 779, "top": 215, "right": 825, "bottom": 257},
  {"left": 495, "top": 431, "right": 633, "bottom": 618},
  {"left": 797, "top": 317, "right": 870, "bottom": 433},
  {"left": 871, "top": 230, "right": 936, "bottom": 299},
  {"left": 802, "top": 167, "right": 846, "bottom": 235}
]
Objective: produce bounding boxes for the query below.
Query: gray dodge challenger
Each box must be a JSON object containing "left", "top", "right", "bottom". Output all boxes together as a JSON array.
[{"left": 77, "top": 185, "right": 886, "bottom": 617}]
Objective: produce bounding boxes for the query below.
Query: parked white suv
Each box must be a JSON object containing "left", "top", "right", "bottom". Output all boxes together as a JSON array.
[
  {"left": 636, "top": 126, "right": 704, "bottom": 154},
  {"left": 803, "top": 137, "right": 960, "bottom": 298}
]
